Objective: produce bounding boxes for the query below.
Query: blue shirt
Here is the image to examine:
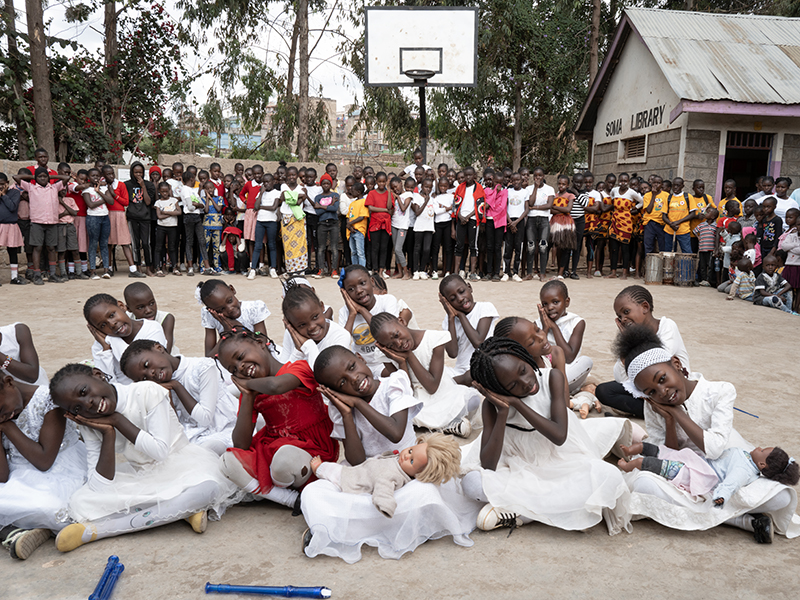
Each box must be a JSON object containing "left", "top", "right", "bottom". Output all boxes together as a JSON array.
[
  {"left": 709, "top": 447, "right": 760, "bottom": 505},
  {"left": 314, "top": 192, "right": 340, "bottom": 222}
]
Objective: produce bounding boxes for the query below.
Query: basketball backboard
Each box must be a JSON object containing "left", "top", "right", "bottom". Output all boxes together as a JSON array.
[{"left": 364, "top": 6, "right": 478, "bottom": 87}]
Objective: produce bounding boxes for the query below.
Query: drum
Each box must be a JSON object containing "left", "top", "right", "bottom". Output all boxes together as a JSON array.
[
  {"left": 662, "top": 252, "right": 676, "bottom": 284},
  {"left": 644, "top": 253, "right": 663, "bottom": 285},
  {"left": 673, "top": 253, "right": 698, "bottom": 286}
]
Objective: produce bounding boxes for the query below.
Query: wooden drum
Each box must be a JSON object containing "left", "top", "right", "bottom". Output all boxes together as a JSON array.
[
  {"left": 644, "top": 253, "right": 663, "bottom": 285},
  {"left": 662, "top": 252, "right": 676, "bottom": 284},
  {"left": 673, "top": 253, "right": 698, "bottom": 286}
]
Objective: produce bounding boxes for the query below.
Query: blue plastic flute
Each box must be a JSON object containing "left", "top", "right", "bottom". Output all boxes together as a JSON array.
[
  {"left": 88, "top": 556, "right": 119, "bottom": 600},
  {"left": 205, "top": 583, "right": 332, "bottom": 598},
  {"left": 97, "top": 562, "right": 125, "bottom": 600}
]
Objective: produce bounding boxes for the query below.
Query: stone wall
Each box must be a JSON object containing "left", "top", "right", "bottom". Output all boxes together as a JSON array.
[
  {"left": 683, "top": 129, "right": 721, "bottom": 197},
  {"left": 782, "top": 134, "right": 800, "bottom": 181},
  {"left": 591, "top": 128, "right": 681, "bottom": 183}
]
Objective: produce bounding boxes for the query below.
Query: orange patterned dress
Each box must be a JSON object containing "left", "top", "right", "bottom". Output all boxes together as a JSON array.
[
  {"left": 609, "top": 196, "right": 637, "bottom": 244},
  {"left": 587, "top": 194, "right": 611, "bottom": 239}
]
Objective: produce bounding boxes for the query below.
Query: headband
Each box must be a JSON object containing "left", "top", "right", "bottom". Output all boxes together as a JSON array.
[
  {"left": 784, "top": 457, "right": 796, "bottom": 474},
  {"left": 621, "top": 347, "right": 672, "bottom": 398}
]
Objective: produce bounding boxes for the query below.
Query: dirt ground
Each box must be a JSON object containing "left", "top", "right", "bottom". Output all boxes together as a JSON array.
[{"left": 3, "top": 272, "right": 799, "bottom": 599}]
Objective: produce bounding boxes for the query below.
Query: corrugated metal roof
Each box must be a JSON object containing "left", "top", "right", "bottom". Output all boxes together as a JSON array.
[{"left": 628, "top": 8, "right": 800, "bottom": 104}]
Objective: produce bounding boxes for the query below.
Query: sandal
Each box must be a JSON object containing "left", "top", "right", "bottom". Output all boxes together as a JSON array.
[
  {"left": 156, "top": 270, "right": 165, "bottom": 277},
  {"left": 173, "top": 269, "right": 182, "bottom": 276}
]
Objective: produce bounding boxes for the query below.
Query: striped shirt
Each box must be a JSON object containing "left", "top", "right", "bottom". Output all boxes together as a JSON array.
[
  {"left": 693, "top": 220, "right": 717, "bottom": 252},
  {"left": 571, "top": 192, "right": 590, "bottom": 219}
]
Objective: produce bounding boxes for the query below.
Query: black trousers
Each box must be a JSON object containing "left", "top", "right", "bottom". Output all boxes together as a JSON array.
[
  {"left": 370, "top": 229, "right": 390, "bottom": 272},
  {"left": 596, "top": 381, "right": 644, "bottom": 419},
  {"left": 431, "top": 220, "right": 452, "bottom": 273},
  {"left": 484, "top": 220, "right": 504, "bottom": 277}
]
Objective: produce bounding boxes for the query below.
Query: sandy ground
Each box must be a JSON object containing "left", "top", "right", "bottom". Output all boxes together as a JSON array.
[{"left": 3, "top": 272, "right": 799, "bottom": 599}]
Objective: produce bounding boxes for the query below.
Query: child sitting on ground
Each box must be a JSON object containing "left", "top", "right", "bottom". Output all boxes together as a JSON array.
[
  {"left": 752, "top": 255, "right": 794, "bottom": 313},
  {"left": 619, "top": 442, "right": 798, "bottom": 507},
  {"left": 727, "top": 258, "right": 756, "bottom": 301},
  {"left": 534, "top": 280, "right": 592, "bottom": 395},
  {"left": 124, "top": 282, "right": 178, "bottom": 354},
  {"left": 309, "top": 433, "right": 461, "bottom": 518}
]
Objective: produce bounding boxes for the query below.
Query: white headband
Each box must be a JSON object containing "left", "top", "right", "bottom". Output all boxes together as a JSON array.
[{"left": 622, "top": 348, "right": 672, "bottom": 398}]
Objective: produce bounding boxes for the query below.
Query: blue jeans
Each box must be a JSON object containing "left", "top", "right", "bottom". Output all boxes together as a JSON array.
[
  {"left": 251, "top": 220, "right": 279, "bottom": 270},
  {"left": 643, "top": 221, "right": 664, "bottom": 254},
  {"left": 349, "top": 231, "right": 366, "bottom": 266},
  {"left": 86, "top": 215, "right": 110, "bottom": 270},
  {"left": 675, "top": 233, "right": 692, "bottom": 253}
]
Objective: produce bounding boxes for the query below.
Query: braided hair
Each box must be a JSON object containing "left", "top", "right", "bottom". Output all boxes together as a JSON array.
[
  {"left": 616, "top": 285, "right": 654, "bottom": 312},
  {"left": 469, "top": 337, "right": 540, "bottom": 396},
  {"left": 370, "top": 272, "right": 387, "bottom": 293},
  {"left": 83, "top": 293, "right": 119, "bottom": 322},
  {"left": 369, "top": 311, "right": 400, "bottom": 339},
  {"left": 493, "top": 316, "right": 520, "bottom": 339},
  {"left": 50, "top": 363, "right": 95, "bottom": 404},
  {"left": 119, "top": 339, "right": 162, "bottom": 378},
  {"left": 762, "top": 448, "right": 800, "bottom": 486},
  {"left": 282, "top": 283, "right": 321, "bottom": 318},
  {"left": 197, "top": 279, "right": 228, "bottom": 306}
]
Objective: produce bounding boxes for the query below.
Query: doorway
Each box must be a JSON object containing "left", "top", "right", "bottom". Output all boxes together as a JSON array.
[{"left": 722, "top": 131, "right": 772, "bottom": 200}]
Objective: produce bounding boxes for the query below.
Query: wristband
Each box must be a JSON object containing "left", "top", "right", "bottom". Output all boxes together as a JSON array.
[{"left": 1, "top": 356, "right": 12, "bottom": 371}]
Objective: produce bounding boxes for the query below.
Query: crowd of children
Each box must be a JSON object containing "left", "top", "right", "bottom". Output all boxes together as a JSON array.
[{"left": 1, "top": 266, "right": 798, "bottom": 566}]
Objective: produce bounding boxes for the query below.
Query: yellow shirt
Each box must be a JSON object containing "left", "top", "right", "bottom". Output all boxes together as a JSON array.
[
  {"left": 664, "top": 192, "right": 692, "bottom": 236},
  {"left": 717, "top": 197, "right": 742, "bottom": 218},
  {"left": 688, "top": 194, "right": 714, "bottom": 236},
  {"left": 347, "top": 198, "right": 369, "bottom": 238},
  {"left": 642, "top": 191, "right": 669, "bottom": 225}
]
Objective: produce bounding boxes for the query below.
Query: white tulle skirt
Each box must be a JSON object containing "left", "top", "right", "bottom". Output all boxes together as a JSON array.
[
  {"left": 461, "top": 412, "right": 632, "bottom": 535},
  {"left": 412, "top": 368, "right": 481, "bottom": 430},
  {"left": 0, "top": 441, "right": 87, "bottom": 531},
  {"left": 301, "top": 478, "right": 483, "bottom": 563},
  {"left": 68, "top": 440, "right": 239, "bottom": 523}
]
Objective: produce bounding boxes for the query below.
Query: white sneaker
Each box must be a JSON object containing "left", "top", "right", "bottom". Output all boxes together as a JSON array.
[
  {"left": 477, "top": 504, "right": 523, "bottom": 533},
  {"left": 593, "top": 270, "right": 601, "bottom": 277},
  {"left": 431, "top": 271, "right": 439, "bottom": 280},
  {"left": 269, "top": 268, "right": 278, "bottom": 279},
  {"left": 188, "top": 267, "right": 194, "bottom": 276},
  {"left": 500, "top": 273, "right": 509, "bottom": 282},
  {"left": 419, "top": 272, "right": 429, "bottom": 280},
  {"left": 247, "top": 269, "right": 256, "bottom": 280},
  {"left": 442, "top": 416, "right": 472, "bottom": 438},
  {"left": 512, "top": 273, "right": 523, "bottom": 282},
  {"left": 412, "top": 272, "right": 420, "bottom": 280},
  {"left": 459, "top": 270, "right": 466, "bottom": 279}
]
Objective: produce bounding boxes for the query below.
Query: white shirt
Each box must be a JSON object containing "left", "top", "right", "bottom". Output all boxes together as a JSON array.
[
  {"left": 278, "top": 320, "right": 354, "bottom": 370},
  {"left": 535, "top": 312, "right": 585, "bottom": 362},
  {"left": 92, "top": 319, "right": 168, "bottom": 384},
  {"left": 392, "top": 192, "right": 415, "bottom": 230},
  {"left": 528, "top": 184, "right": 555, "bottom": 218},
  {"left": 338, "top": 192, "right": 354, "bottom": 217},
  {"left": 303, "top": 184, "right": 322, "bottom": 214},
  {"left": 433, "top": 192, "right": 454, "bottom": 223},
  {"left": 412, "top": 194, "right": 436, "bottom": 232},
  {"left": 460, "top": 185, "right": 477, "bottom": 220},
  {"left": 403, "top": 163, "right": 431, "bottom": 176},
  {"left": 611, "top": 187, "right": 643, "bottom": 208},
  {"left": 84, "top": 187, "right": 109, "bottom": 217},
  {"left": 441, "top": 301, "right": 499, "bottom": 375},
  {"left": 155, "top": 199, "right": 179, "bottom": 227},
  {"left": 506, "top": 187, "right": 528, "bottom": 219},
  {"left": 256, "top": 189, "right": 281, "bottom": 222},
  {"left": 200, "top": 300, "right": 270, "bottom": 334},
  {"left": 177, "top": 184, "right": 204, "bottom": 215},
  {"left": 167, "top": 179, "right": 182, "bottom": 197},
  {"left": 338, "top": 293, "right": 401, "bottom": 371}
]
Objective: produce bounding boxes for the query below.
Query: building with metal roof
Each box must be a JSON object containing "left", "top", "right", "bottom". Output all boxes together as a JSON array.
[{"left": 575, "top": 8, "right": 800, "bottom": 198}]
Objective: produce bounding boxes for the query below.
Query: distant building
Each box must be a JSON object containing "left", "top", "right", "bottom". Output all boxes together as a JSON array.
[{"left": 575, "top": 9, "right": 800, "bottom": 199}]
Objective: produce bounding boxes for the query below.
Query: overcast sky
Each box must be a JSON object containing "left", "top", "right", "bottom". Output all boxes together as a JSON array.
[{"left": 13, "top": 0, "right": 365, "bottom": 115}]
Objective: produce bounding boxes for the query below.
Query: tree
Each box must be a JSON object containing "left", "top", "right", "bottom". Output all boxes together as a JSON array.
[
  {"left": 201, "top": 94, "right": 225, "bottom": 157},
  {"left": 2, "top": 0, "right": 30, "bottom": 158},
  {"left": 24, "top": 0, "right": 55, "bottom": 155}
]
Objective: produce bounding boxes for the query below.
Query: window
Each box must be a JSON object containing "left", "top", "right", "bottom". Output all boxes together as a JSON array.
[{"left": 624, "top": 136, "right": 646, "bottom": 159}]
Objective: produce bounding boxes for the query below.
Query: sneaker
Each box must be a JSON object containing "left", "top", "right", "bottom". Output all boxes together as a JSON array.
[
  {"left": 331, "top": 270, "right": 339, "bottom": 279},
  {"left": 431, "top": 271, "right": 439, "bottom": 280},
  {"left": 32, "top": 273, "right": 44, "bottom": 286},
  {"left": 593, "top": 270, "right": 601, "bottom": 277},
  {"left": 25, "top": 270, "right": 34, "bottom": 281},
  {"left": 501, "top": 273, "right": 509, "bottom": 282},
  {"left": 102, "top": 272, "right": 111, "bottom": 279},
  {"left": 184, "top": 510, "right": 208, "bottom": 534},
  {"left": 128, "top": 270, "right": 146, "bottom": 278},
  {"left": 269, "top": 268, "right": 278, "bottom": 279},
  {"left": 752, "top": 513, "right": 774, "bottom": 544},
  {"left": 382, "top": 270, "right": 390, "bottom": 279},
  {"left": 570, "top": 272, "right": 580, "bottom": 280},
  {"left": 468, "top": 273, "right": 480, "bottom": 282},
  {"left": 2, "top": 528, "right": 52, "bottom": 560},
  {"left": 188, "top": 268, "right": 195, "bottom": 277},
  {"left": 214, "top": 266, "right": 223, "bottom": 273},
  {"left": 420, "top": 272, "right": 429, "bottom": 280},
  {"left": 492, "top": 275, "right": 501, "bottom": 282},
  {"left": 512, "top": 273, "right": 523, "bottom": 282},
  {"left": 78, "top": 271, "right": 91, "bottom": 280},
  {"left": 9, "top": 277, "right": 29, "bottom": 285},
  {"left": 180, "top": 263, "right": 188, "bottom": 273},
  {"left": 412, "top": 272, "right": 420, "bottom": 280},
  {"left": 476, "top": 505, "right": 523, "bottom": 535},
  {"left": 92, "top": 274, "right": 101, "bottom": 280},
  {"left": 68, "top": 272, "right": 76, "bottom": 280},
  {"left": 699, "top": 280, "right": 711, "bottom": 287},
  {"left": 522, "top": 274, "right": 533, "bottom": 281},
  {"left": 310, "top": 270, "right": 323, "bottom": 279},
  {"left": 564, "top": 270, "right": 571, "bottom": 278},
  {"left": 442, "top": 416, "right": 472, "bottom": 438},
  {"left": 302, "top": 528, "right": 313, "bottom": 551},
  {"left": 444, "top": 272, "right": 451, "bottom": 277},
  {"left": 459, "top": 270, "right": 466, "bottom": 279},
  {"left": 247, "top": 269, "right": 256, "bottom": 280}
]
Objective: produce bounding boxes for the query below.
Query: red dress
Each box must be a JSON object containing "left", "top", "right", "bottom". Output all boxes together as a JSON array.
[{"left": 227, "top": 361, "right": 338, "bottom": 493}]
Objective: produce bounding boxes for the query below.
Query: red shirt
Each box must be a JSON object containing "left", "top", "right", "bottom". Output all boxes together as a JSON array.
[
  {"left": 26, "top": 165, "right": 58, "bottom": 184},
  {"left": 240, "top": 180, "right": 261, "bottom": 210},
  {"left": 67, "top": 182, "right": 88, "bottom": 217},
  {"left": 105, "top": 180, "right": 129, "bottom": 212},
  {"left": 365, "top": 189, "right": 391, "bottom": 233}
]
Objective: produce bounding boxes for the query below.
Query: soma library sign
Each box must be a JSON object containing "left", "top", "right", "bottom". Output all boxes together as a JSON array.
[{"left": 605, "top": 104, "right": 666, "bottom": 138}]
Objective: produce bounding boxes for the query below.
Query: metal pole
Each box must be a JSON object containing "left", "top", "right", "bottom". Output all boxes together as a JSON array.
[{"left": 418, "top": 83, "right": 428, "bottom": 163}]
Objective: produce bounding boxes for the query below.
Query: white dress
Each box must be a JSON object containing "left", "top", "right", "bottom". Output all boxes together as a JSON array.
[
  {"left": 200, "top": 300, "right": 270, "bottom": 335},
  {"left": 1, "top": 386, "right": 87, "bottom": 531},
  {"left": 278, "top": 320, "right": 354, "bottom": 370},
  {"left": 124, "top": 310, "right": 180, "bottom": 356},
  {"left": 92, "top": 319, "right": 168, "bottom": 384},
  {"left": 626, "top": 374, "right": 800, "bottom": 537},
  {"left": 441, "top": 301, "right": 499, "bottom": 375},
  {"left": 69, "top": 381, "right": 238, "bottom": 522},
  {"left": 338, "top": 294, "right": 404, "bottom": 377},
  {"left": 0, "top": 322, "right": 48, "bottom": 386},
  {"left": 407, "top": 330, "right": 481, "bottom": 430},
  {"left": 170, "top": 355, "right": 238, "bottom": 455},
  {"left": 461, "top": 368, "right": 632, "bottom": 535},
  {"left": 302, "top": 371, "right": 482, "bottom": 563},
  {"left": 613, "top": 316, "right": 691, "bottom": 383},
  {"left": 535, "top": 312, "right": 593, "bottom": 394}
]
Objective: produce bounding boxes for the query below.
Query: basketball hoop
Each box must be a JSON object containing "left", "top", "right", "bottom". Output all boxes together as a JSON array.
[{"left": 403, "top": 69, "right": 436, "bottom": 84}]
